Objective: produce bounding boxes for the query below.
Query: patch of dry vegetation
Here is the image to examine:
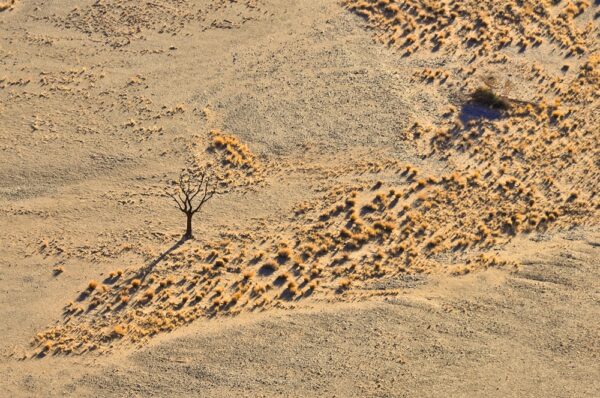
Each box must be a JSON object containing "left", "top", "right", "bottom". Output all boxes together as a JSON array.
[
  {"left": 209, "top": 129, "right": 257, "bottom": 170},
  {"left": 48, "top": 0, "right": 266, "bottom": 47},
  {"left": 188, "top": 111, "right": 266, "bottom": 192},
  {"left": 344, "top": 0, "right": 599, "bottom": 227},
  {"left": 343, "top": 0, "right": 596, "bottom": 57}
]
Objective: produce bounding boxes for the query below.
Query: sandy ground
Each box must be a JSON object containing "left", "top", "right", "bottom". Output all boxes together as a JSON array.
[{"left": 1, "top": 0, "right": 599, "bottom": 396}]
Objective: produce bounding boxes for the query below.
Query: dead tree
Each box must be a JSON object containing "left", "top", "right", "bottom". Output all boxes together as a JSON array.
[{"left": 166, "top": 169, "right": 218, "bottom": 240}]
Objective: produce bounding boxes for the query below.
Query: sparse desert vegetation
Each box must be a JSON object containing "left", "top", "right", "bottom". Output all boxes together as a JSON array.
[{"left": 1, "top": 0, "right": 598, "bottom": 396}]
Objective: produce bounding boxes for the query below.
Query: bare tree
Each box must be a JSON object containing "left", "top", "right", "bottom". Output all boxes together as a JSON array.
[{"left": 166, "top": 168, "right": 218, "bottom": 240}]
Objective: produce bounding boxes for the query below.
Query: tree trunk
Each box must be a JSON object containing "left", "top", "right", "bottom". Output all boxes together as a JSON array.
[{"left": 184, "top": 212, "right": 193, "bottom": 240}]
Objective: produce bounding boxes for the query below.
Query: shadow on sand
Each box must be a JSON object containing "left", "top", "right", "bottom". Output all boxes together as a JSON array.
[{"left": 137, "top": 236, "right": 188, "bottom": 280}]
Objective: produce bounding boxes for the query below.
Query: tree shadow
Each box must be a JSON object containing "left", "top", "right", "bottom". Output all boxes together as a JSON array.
[{"left": 137, "top": 236, "right": 187, "bottom": 280}]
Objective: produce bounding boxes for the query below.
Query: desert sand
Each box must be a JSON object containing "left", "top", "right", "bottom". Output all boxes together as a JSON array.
[{"left": 1, "top": 0, "right": 599, "bottom": 396}]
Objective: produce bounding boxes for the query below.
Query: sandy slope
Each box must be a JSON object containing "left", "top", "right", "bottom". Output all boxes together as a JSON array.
[
  {"left": 0, "top": 0, "right": 598, "bottom": 396},
  {"left": 2, "top": 231, "right": 598, "bottom": 397}
]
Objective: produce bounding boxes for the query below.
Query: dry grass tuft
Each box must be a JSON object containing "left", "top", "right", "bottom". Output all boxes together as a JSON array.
[
  {"left": 277, "top": 247, "right": 292, "bottom": 261},
  {"left": 113, "top": 325, "right": 127, "bottom": 337},
  {"left": 143, "top": 288, "right": 155, "bottom": 300},
  {"left": 87, "top": 280, "right": 98, "bottom": 291},
  {"left": 337, "top": 278, "right": 352, "bottom": 291},
  {"left": 242, "top": 269, "right": 255, "bottom": 280},
  {"left": 209, "top": 129, "right": 256, "bottom": 169}
]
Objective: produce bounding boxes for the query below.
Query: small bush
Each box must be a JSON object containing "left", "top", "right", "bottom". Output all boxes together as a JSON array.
[
  {"left": 337, "top": 278, "right": 351, "bottom": 291},
  {"left": 287, "top": 280, "right": 299, "bottom": 295},
  {"left": 113, "top": 325, "right": 126, "bottom": 337},
  {"left": 471, "top": 87, "right": 510, "bottom": 110},
  {"left": 277, "top": 247, "right": 292, "bottom": 262},
  {"left": 214, "top": 258, "right": 226, "bottom": 267}
]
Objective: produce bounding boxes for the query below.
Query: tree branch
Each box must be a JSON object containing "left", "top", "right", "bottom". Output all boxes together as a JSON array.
[{"left": 165, "top": 190, "right": 185, "bottom": 212}]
